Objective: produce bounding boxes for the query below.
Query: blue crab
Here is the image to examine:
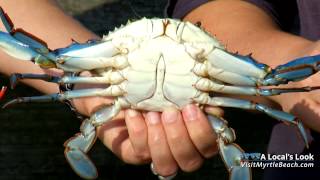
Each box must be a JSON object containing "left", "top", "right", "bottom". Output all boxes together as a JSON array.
[{"left": 0, "top": 7, "right": 319, "bottom": 180}]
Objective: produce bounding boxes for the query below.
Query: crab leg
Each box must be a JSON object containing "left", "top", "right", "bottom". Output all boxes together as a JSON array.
[
  {"left": 0, "top": 7, "right": 121, "bottom": 71},
  {"left": 206, "top": 48, "right": 269, "bottom": 82},
  {"left": 9, "top": 72, "right": 125, "bottom": 89},
  {"left": 206, "top": 48, "right": 320, "bottom": 86},
  {"left": 2, "top": 86, "right": 125, "bottom": 108},
  {"left": 260, "top": 54, "right": 320, "bottom": 85},
  {"left": 194, "top": 94, "right": 308, "bottom": 147},
  {"left": 0, "top": 28, "right": 121, "bottom": 71},
  {"left": 206, "top": 114, "right": 251, "bottom": 180},
  {"left": 205, "top": 66, "right": 258, "bottom": 86},
  {"left": 55, "top": 55, "right": 128, "bottom": 72},
  {"left": 0, "top": 30, "right": 46, "bottom": 61},
  {"left": 8, "top": 74, "right": 61, "bottom": 89},
  {"left": 195, "top": 78, "right": 320, "bottom": 96},
  {"left": 64, "top": 99, "right": 122, "bottom": 179}
]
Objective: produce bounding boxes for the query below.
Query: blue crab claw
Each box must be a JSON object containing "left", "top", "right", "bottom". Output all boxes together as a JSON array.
[
  {"left": 65, "top": 147, "right": 98, "bottom": 179},
  {"left": 0, "top": 30, "right": 42, "bottom": 61},
  {"left": 0, "top": 7, "right": 57, "bottom": 68},
  {"left": 261, "top": 54, "right": 320, "bottom": 85},
  {"left": 0, "top": 7, "right": 120, "bottom": 72}
]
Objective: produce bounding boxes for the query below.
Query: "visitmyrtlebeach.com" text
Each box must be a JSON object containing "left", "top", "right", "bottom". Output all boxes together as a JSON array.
[{"left": 240, "top": 153, "right": 315, "bottom": 169}]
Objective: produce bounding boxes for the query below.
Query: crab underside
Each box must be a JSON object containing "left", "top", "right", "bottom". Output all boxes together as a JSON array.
[{"left": 1, "top": 7, "right": 320, "bottom": 180}]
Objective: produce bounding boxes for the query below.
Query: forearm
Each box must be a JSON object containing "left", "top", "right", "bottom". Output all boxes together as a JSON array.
[
  {"left": 184, "top": 0, "right": 314, "bottom": 67},
  {"left": 0, "top": 0, "right": 98, "bottom": 94}
]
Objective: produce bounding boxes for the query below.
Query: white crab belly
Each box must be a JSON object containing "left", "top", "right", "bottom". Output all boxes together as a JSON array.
[{"left": 122, "top": 37, "right": 199, "bottom": 112}]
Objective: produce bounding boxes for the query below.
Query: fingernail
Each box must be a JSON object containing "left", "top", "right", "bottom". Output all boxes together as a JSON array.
[
  {"left": 127, "top": 109, "right": 139, "bottom": 118},
  {"left": 146, "top": 112, "right": 160, "bottom": 125},
  {"left": 184, "top": 104, "right": 198, "bottom": 121},
  {"left": 162, "top": 108, "right": 179, "bottom": 124}
]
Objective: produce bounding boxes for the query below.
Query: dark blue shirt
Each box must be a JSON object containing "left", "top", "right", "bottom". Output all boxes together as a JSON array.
[{"left": 166, "top": 0, "right": 320, "bottom": 40}]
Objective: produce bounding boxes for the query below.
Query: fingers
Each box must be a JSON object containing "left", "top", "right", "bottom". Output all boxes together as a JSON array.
[
  {"left": 124, "top": 109, "right": 150, "bottom": 161},
  {"left": 97, "top": 105, "right": 219, "bottom": 177},
  {"left": 97, "top": 111, "right": 149, "bottom": 165},
  {"left": 182, "top": 104, "right": 219, "bottom": 158},
  {"left": 145, "top": 112, "right": 178, "bottom": 176},
  {"left": 161, "top": 109, "right": 204, "bottom": 172}
]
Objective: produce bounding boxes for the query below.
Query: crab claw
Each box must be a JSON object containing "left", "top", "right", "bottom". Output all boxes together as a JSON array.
[
  {"left": 0, "top": 7, "right": 58, "bottom": 69},
  {"left": 0, "top": 86, "right": 7, "bottom": 100},
  {"left": 261, "top": 54, "right": 320, "bottom": 85}
]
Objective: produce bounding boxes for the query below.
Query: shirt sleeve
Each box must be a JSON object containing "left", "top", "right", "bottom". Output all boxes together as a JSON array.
[
  {"left": 165, "top": 0, "right": 209, "bottom": 19},
  {"left": 246, "top": 0, "right": 299, "bottom": 33},
  {"left": 246, "top": 0, "right": 280, "bottom": 25},
  {"left": 166, "top": 0, "right": 279, "bottom": 24}
]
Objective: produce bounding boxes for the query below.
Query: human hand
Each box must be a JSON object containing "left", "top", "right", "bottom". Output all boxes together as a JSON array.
[
  {"left": 72, "top": 88, "right": 219, "bottom": 177},
  {"left": 124, "top": 105, "right": 219, "bottom": 176}
]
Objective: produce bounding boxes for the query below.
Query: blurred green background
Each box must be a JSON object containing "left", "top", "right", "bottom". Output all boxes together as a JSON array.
[{"left": 0, "top": 0, "right": 274, "bottom": 179}]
